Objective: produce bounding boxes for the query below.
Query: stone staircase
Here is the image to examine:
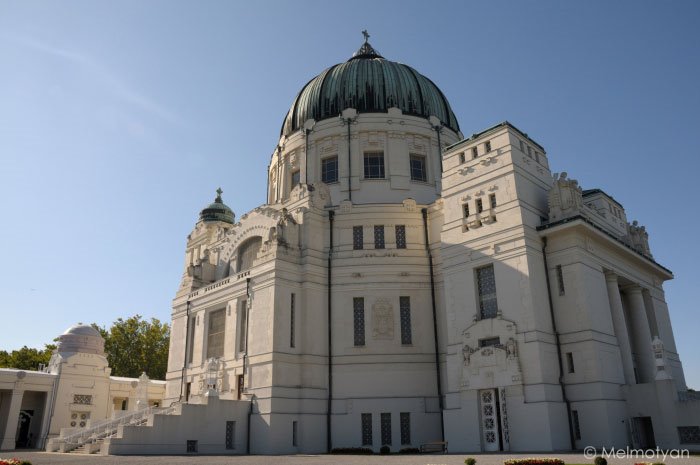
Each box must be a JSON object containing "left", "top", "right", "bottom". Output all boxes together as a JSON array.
[{"left": 47, "top": 404, "right": 178, "bottom": 454}]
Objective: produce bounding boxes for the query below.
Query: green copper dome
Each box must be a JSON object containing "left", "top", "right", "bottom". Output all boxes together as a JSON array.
[
  {"left": 199, "top": 188, "right": 235, "bottom": 224},
  {"left": 281, "top": 37, "right": 460, "bottom": 137}
]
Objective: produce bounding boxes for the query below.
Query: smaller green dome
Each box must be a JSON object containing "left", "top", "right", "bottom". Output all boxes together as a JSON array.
[{"left": 200, "top": 188, "right": 235, "bottom": 224}]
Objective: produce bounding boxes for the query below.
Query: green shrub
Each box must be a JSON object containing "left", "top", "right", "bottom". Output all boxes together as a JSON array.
[
  {"left": 594, "top": 456, "right": 607, "bottom": 465},
  {"left": 504, "top": 458, "right": 565, "bottom": 465},
  {"left": 465, "top": 457, "right": 477, "bottom": 465},
  {"left": 330, "top": 447, "right": 373, "bottom": 455}
]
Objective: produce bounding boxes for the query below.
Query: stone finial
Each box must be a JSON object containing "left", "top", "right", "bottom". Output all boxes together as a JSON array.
[
  {"left": 547, "top": 172, "right": 584, "bottom": 222},
  {"left": 625, "top": 220, "right": 652, "bottom": 258}
]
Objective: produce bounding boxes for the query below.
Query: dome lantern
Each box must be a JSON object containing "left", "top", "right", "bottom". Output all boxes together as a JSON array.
[{"left": 199, "top": 188, "right": 235, "bottom": 224}]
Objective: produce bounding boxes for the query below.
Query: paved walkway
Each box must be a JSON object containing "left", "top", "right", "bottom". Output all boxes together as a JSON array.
[{"left": 2, "top": 452, "right": 698, "bottom": 465}]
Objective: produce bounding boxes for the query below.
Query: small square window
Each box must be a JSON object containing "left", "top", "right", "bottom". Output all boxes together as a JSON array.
[
  {"left": 410, "top": 154, "right": 427, "bottom": 182},
  {"left": 321, "top": 156, "right": 338, "bottom": 184},
  {"left": 374, "top": 225, "right": 385, "bottom": 249},
  {"left": 291, "top": 170, "right": 300, "bottom": 188},
  {"left": 472, "top": 147, "right": 478, "bottom": 159},
  {"left": 364, "top": 152, "right": 385, "bottom": 179},
  {"left": 484, "top": 141, "right": 492, "bottom": 153}
]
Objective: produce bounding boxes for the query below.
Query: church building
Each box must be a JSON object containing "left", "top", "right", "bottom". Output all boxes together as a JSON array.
[{"left": 5, "top": 35, "right": 697, "bottom": 455}]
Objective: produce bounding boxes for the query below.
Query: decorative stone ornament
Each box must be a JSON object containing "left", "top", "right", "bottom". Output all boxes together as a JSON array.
[{"left": 547, "top": 172, "right": 584, "bottom": 222}]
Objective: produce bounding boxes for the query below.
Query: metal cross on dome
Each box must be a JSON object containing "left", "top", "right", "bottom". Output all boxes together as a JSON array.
[
  {"left": 215, "top": 187, "right": 223, "bottom": 201},
  {"left": 362, "top": 30, "right": 370, "bottom": 42}
]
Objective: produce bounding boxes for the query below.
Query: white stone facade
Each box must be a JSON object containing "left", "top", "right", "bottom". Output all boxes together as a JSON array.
[
  {"left": 161, "top": 114, "right": 698, "bottom": 454},
  {"left": 0, "top": 325, "right": 165, "bottom": 451}
]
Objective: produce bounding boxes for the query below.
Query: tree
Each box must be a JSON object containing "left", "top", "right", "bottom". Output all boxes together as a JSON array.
[
  {"left": 94, "top": 315, "right": 170, "bottom": 380},
  {"left": 0, "top": 344, "right": 56, "bottom": 371}
]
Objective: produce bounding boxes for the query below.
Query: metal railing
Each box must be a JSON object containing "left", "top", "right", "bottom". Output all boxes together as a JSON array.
[{"left": 54, "top": 404, "right": 178, "bottom": 452}]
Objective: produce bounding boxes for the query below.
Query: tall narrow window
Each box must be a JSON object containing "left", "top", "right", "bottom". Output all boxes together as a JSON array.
[
  {"left": 400, "top": 297, "right": 412, "bottom": 345},
  {"left": 381, "top": 413, "right": 392, "bottom": 445},
  {"left": 567, "top": 352, "right": 575, "bottom": 373},
  {"left": 207, "top": 309, "right": 225, "bottom": 359},
  {"left": 484, "top": 141, "right": 492, "bottom": 153},
  {"left": 519, "top": 140, "right": 524, "bottom": 152},
  {"left": 527, "top": 146, "right": 532, "bottom": 157},
  {"left": 291, "top": 170, "right": 300, "bottom": 188},
  {"left": 395, "top": 225, "right": 406, "bottom": 249},
  {"left": 353, "top": 297, "right": 365, "bottom": 346},
  {"left": 409, "top": 154, "right": 427, "bottom": 182},
  {"left": 476, "top": 265, "right": 498, "bottom": 319},
  {"left": 400, "top": 412, "right": 411, "bottom": 445},
  {"left": 236, "top": 374, "right": 244, "bottom": 400},
  {"left": 225, "top": 421, "right": 236, "bottom": 449},
  {"left": 237, "top": 236, "right": 262, "bottom": 272},
  {"left": 535, "top": 152, "right": 540, "bottom": 163},
  {"left": 489, "top": 194, "right": 497, "bottom": 209},
  {"left": 364, "top": 151, "right": 385, "bottom": 179},
  {"left": 290, "top": 293, "right": 296, "bottom": 348},
  {"left": 374, "top": 225, "right": 385, "bottom": 249},
  {"left": 556, "top": 265, "right": 565, "bottom": 296},
  {"left": 472, "top": 147, "right": 478, "bottom": 159},
  {"left": 238, "top": 300, "right": 247, "bottom": 353},
  {"left": 476, "top": 198, "right": 484, "bottom": 213},
  {"left": 459, "top": 153, "right": 466, "bottom": 164},
  {"left": 361, "top": 413, "right": 373, "bottom": 445},
  {"left": 187, "top": 316, "right": 195, "bottom": 363},
  {"left": 321, "top": 156, "right": 338, "bottom": 184},
  {"left": 463, "top": 203, "right": 470, "bottom": 218},
  {"left": 353, "top": 226, "right": 364, "bottom": 250},
  {"left": 572, "top": 410, "right": 581, "bottom": 440},
  {"left": 292, "top": 421, "right": 298, "bottom": 447}
]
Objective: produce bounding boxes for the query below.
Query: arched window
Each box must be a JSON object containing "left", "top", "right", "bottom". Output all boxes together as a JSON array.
[{"left": 237, "top": 236, "right": 262, "bottom": 272}]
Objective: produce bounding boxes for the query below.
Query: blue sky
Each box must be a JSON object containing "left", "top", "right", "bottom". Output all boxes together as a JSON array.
[{"left": 0, "top": 0, "right": 698, "bottom": 388}]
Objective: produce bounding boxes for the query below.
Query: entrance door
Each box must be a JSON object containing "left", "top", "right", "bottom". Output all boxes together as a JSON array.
[
  {"left": 631, "top": 417, "right": 656, "bottom": 450},
  {"left": 480, "top": 389, "right": 500, "bottom": 452},
  {"left": 15, "top": 410, "right": 33, "bottom": 448}
]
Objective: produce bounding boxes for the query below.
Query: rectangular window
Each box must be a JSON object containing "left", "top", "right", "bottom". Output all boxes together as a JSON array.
[
  {"left": 186, "top": 440, "right": 198, "bottom": 453},
  {"left": 381, "top": 412, "right": 392, "bottom": 445},
  {"left": 185, "top": 383, "right": 191, "bottom": 402},
  {"left": 374, "top": 225, "right": 385, "bottom": 249},
  {"left": 459, "top": 153, "right": 465, "bottom": 164},
  {"left": 290, "top": 293, "right": 296, "bottom": 348},
  {"left": 572, "top": 410, "right": 581, "bottom": 440},
  {"left": 292, "top": 421, "right": 298, "bottom": 447},
  {"left": 476, "top": 198, "right": 484, "bottom": 213},
  {"left": 238, "top": 300, "right": 247, "bottom": 353},
  {"left": 535, "top": 152, "right": 540, "bottom": 163},
  {"left": 519, "top": 140, "right": 524, "bottom": 152},
  {"left": 567, "top": 352, "right": 575, "bottom": 373},
  {"left": 121, "top": 399, "right": 128, "bottom": 410},
  {"left": 400, "top": 412, "right": 411, "bottom": 445},
  {"left": 395, "top": 225, "right": 406, "bottom": 249},
  {"left": 489, "top": 194, "right": 497, "bottom": 209},
  {"left": 207, "top": 309, "right": 225, "bottom": 359},
  {"left": 361, "top": 413, "right": 373, "bottom": 445},
  {"left": 291, "top": 170, "right": 300, "bottom": 188},
  {"left": 236, "top": 374, "right": 244, "bottom": 400},
  {"left": 556, "top": 265, "right": 565, "bottom": 296},
  {"left": 353, "top": 297, "right": 365, "bottom": 346},
  {"left": 187, "top": 316, "right": 195, "bottom": 363},
  {"left": 73, "top": 394, "right": 92, "bottom": 405},
  {"left": 472, "top": 147, "right": 478, "bottom": 159},
  {"left": 463, "top": 203, "right": 470, "bottom": 218},
  {"left": 353, "top": 226, "right": 364, "bottom": 250},
  {"left": 364, "top": 151, "right": 385, "bottom": 179},
  {"left": 527, "top": 146, "right": 532, "bottom": 157},
  {"left": 400, "top": 296, "right": 412, "bottom": 345},
  {"left": 476, "top": 265, "right": 498, "bottom": 319},
  {"left": 409, "top": 154, "right": 427, "bottom": 182},
  {"left": 225, "top": 421, "right": 236, "bottom": 449},
  {"left": 485, "top": 141, "right": 492, "bottom": 153},
  {"left": 321, "top": 156, "right": 339, "bottom": 184},
  {"left": 678, "top": 426, "right": 700, "bottom": 444},
  {"left": 479, "top": 336, "right": 500, "bottom": 348}
]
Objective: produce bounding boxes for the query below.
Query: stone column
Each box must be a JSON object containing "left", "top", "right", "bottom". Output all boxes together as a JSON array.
[
  {"left": 624, "top": 284, "right": 655, "bottom": 383},
  {"left": 605, "top": 272, "right": 636, "bottom": 385},
  {"left": 0, "top": 389, "right": 24, "bottom": 450}
]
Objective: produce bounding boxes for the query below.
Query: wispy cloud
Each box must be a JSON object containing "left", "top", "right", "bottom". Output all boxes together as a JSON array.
[{"left": 10, "top": 35, "right": 183, "bottom": 126}]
